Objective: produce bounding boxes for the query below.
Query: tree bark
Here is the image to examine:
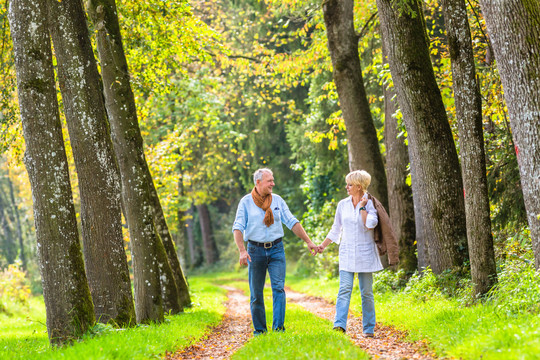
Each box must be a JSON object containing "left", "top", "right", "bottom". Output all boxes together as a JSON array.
[
  {"left": 8, "top": 0, "right": 94, "bottom": 344},
  {"left": 376, "top": 0, "right": 468, "bottom": 273},
  {"left": 382, "top": 50, "right": 417, "bottom": 273},
  {"left": 86, "top": 0, "right": 191, "bottom": 310},
  {"left": 185, "top": 206, "right": 198, "bottom": 267},
  {"left": 176, "top": 208, "right": 187, "bottom": 269},
  {"left": 322, "top": 0, "right": 389, "bottom": 208},
  {"left": 155, "top": 231, "right": 182, "bottom": 313},
  {"left": 442, "top": 0, "right": 497, "bottom": 294},
  {"left": 47, "top": 0, "right": 136, "bottom": 325},
  {"left": 479, "top": 0, "right": 540, "bottom": 269},
  {"left": 150, "top": 186, "right": 191, "bottom": 307},
  {"left": 7, "top": 175, "right": 26, "bottom": 269},
  {"left": 411, "top": 167, "right": 429, "bottom": 272},
  {"left": 0, "top": 189, "right": 16, "bottom": 264},
  {"left": 197, "top": 204, "right": 219, "bottom": 265}
]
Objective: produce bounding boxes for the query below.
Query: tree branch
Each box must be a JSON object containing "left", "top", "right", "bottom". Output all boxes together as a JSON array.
[
  {"left": 356, "top": 12, "right": 378, "bottom": 41},
  {"left": 205, "top": 50, "right": 261, "bottom": 63}
]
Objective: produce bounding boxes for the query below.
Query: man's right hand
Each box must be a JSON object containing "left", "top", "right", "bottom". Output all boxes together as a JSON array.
[{"left": 239, "top": 250, "right": 251, "bottom": 266}]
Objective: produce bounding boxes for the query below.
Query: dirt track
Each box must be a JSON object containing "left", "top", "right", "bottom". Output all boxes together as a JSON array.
[{"left": 166, "top": 285, "right": 436, "bottom": 360}]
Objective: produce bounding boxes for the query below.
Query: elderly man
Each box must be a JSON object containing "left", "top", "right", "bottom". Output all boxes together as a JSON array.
[{"left": 233, "top": 168, "right": 317, "bottom": 334}]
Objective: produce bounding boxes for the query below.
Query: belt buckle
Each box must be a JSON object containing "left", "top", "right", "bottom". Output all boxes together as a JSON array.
[{"left": 264, "top": 241, "right": 272, "bottom": 249}]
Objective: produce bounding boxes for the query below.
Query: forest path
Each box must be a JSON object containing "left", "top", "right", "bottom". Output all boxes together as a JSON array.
[
  {"left": 165, "top": 286, "right": 252, "bottom": 360},
  {"left": 286, "top": 288, "right": 436, "bottom": 360},
  {"left": 166, "top": 284, "right": 436, "bottom": 360}
]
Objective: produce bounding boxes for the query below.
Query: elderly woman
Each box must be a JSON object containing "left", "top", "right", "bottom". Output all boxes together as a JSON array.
[{"left": 318, "top": 170, "right": 382, "bottom": 337}]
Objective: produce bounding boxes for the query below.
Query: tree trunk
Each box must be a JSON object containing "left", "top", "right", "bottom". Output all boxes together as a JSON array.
[
  {"left": 47, "top": 0, "right": 136, "bottom": 325},
  {"left": 322, "top": 0, "right": 389, "bottom": 208},
  {"left": 0, "top": 190, "right": 16, "bottom": 264},
  {"left": 176, "top": 208, "right": 187, "bottom": 269},
  {"left": 442, "top": 0, "right": 497, "bottom": 294},
  {"left": 185, "top": 206, "right": 198, "bottom": 267},
  {"left": 175, "top": 177, "right": 188, "bottom": 269},
  {"left": 197, "top": 204, "right": 219, "bottom": 265},
  {"left": 7, "top": 175, "right": 26, "bottom": 269},
  {"left": 155, "top": 231, "right": 182, "bottom": 313},
  {"left": 376, "top": 0, "right": 468, "bottom": 273},
  {"left": 411, "top": 170, "right": 429, "bottom": 272},
  {"left": 479, "top": 0, "right": 540, "bottom": 269},
  {"left": 382, "top": 47, "right": 417, "bottom": 273},
  {"left": 86, "top": 0, "right": 191, "bottom": 310},
  {"left": 8, "top": 0, "right": 94, "bottom": 344},
  {"left": 150, "top": 186, "right": 191, "bottom": 307}
]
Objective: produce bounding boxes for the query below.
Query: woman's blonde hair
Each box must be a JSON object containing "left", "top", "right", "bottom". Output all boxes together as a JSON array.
[{"left": 346, "top": 170, "right": 371, "bottom": 192}]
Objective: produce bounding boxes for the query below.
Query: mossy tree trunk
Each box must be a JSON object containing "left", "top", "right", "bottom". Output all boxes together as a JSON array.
[
  {"left": 376, "top": 0, "right": 468, "bottom": 273},
  {"left": 411, "top": 163, "right": 429, "bottom": 271},
  {"left": 8, "top": 0, "right": 94, "bottom": 344},
  {"left": 87, "top": 0, "right": 190, "bottom": 311},
  {"left": 442, "top": 0, "right": 497, "bottom": 294},
  {"left": 322, "top": 0, "right": 389, "bottom": 208},
  {"left": 382, "top": 42, "right": 417, "bottom": 273},
  {"left": 47, "top": 0, "right": 136, "bottom": 325},
  {"left": 480, "top": 0, "right": 540, "bottom": 269},
  {"left": 150, "top": 184, "right": 191, "bottom": 307}
]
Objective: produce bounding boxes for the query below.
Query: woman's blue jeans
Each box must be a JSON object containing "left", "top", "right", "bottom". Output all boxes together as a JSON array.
[
  {"left": 247, "top": 241, "right": 286, "bottom": 334},
  {"left": 334, "top": 270, "right": 375, "bottom": 334}
]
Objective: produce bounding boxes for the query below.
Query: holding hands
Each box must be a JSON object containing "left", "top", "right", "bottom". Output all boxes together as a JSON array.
[
  {"left": 307, "top": 241, "right": 318, "bottom": 256},
  {"left": 317, "top": 238, "right": 332, "bottom": 254}
]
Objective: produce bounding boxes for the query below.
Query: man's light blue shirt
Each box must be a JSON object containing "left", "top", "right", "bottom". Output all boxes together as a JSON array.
[{"left": 232, "top": 193, "right": 299, "bottom": 243}]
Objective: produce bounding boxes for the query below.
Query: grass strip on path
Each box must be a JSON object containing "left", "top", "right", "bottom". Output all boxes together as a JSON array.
[
  {"left": 231, "top": 303, "right": 369, "bottom": 360},
  {"left": 0, "top": 277, "right": 227, "bottom": 360},
  {"left": 208, "top": 273, "right": 369, "bottom": 360}
]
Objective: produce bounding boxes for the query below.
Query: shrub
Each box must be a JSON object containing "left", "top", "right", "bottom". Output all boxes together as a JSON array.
[
  {"left": 402, "top": 268, "right": 444, "bottom": 302},
  {"left": 373, "top": 268, "right": 408, "bottom": 293},
  {"left": 0, "top": 262, "right": 31, "bottom": 315},
  {"left": 488, "top": 258, "right": 540, "bottom": 316}
]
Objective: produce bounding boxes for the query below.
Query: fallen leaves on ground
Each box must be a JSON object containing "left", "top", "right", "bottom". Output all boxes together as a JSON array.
[
  {"left": 165, "top": 284, "right": 438, "bottom": 360},
  {"left": 165, "top": 286, "right": 252, "bottom": 360},
  {"left": 287, "top": 289, "right": 437, "bottom": 360}
]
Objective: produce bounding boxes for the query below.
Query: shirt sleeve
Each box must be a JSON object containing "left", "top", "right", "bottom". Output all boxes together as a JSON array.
[
  {"left": 326, "top": 202, "right": 342, "bottom": 243},
  {"left": 232, "top": 198, "right": 247, "bottom": 233},
  {"left": 365, "top": 199, "right": 378, "bottom": 229},
  {"left": 279, "top": 197, "right": 299, "bottom": 230}
]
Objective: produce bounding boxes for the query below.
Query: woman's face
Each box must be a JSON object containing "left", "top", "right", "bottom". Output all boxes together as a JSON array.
[{"left": 346, "top": 182, "right": 362, "bottom": 197}]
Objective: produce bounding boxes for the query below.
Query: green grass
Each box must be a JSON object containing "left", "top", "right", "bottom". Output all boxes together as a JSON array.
[
  {"left": 225, "top": 274, "right": 369, "bottom": 360},
  {"left": 232, "top": 304, "right": 369, "bottom": 360},
  {"left": 0, "top": 296, "right": 48, "bottom": 355},
  {"left": 10, "top": 269, "right": 537, "bottom": 359},
  {"left": 286, "top": 274, "right": 540, "bottom": 360},
  {"left": 0, "top": 277, "right": 227, "bottom": 359}
]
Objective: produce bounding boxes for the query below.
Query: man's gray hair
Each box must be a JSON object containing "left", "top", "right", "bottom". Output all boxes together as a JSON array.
[{"left": 253, "top": 168, "right": 273, "bottom": 185}]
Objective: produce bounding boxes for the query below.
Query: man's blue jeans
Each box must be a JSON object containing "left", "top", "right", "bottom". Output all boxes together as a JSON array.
[
  {"left": 334, "top": 270, "right": 376, "bottom": 334},
  {"left": 247, "top": 241, "right": 286, "bottom": 334}
]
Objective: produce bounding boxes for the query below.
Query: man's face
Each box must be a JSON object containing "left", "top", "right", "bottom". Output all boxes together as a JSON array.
[{"left": 257, "top": 172, "right": 275, "bottom": 196}]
